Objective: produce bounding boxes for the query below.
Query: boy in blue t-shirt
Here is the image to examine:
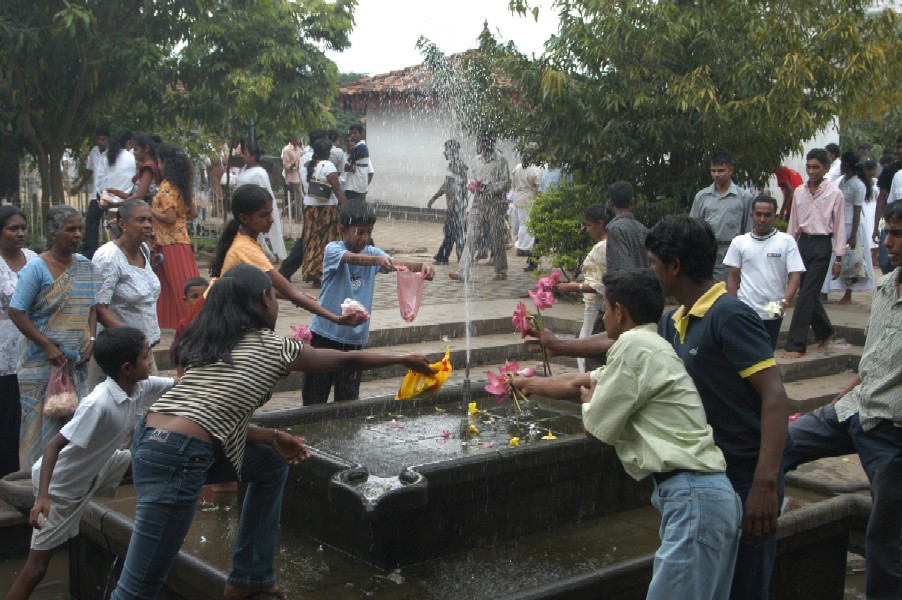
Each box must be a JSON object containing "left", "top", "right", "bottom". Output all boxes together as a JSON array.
[{"left": 303, "top": 203, "right": 434, "bottom": 404}]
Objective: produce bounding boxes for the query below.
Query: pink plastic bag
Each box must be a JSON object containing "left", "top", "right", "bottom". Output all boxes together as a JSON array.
[
  {"left": 397, "top": 270, "right": 425, "bottom": 323},
  {"left": 43, "top": 363, "right": 78, "bottom": 418}
]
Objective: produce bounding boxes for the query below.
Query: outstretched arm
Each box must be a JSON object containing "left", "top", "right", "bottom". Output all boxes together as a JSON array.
[{"left": 288, "top": 347, "right": 435, "bottom": 375}]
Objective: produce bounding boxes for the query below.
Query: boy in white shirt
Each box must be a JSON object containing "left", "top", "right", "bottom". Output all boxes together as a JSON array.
[
  {"left": 7, "top": 327, "right": 173, "bottom": 600},
  {"left": 725, "top": 195, "right": 805, "bottom": 350}
]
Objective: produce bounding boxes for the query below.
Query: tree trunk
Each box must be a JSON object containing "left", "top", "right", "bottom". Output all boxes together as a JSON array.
[
  {"left": 35, "top": 150, "right": 51, "bottom": 219},
  {"left": 0, "top": 141, "right": 20, "bottom": 204}
]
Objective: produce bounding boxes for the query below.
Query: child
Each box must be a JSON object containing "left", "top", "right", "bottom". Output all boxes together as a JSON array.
[
  {"left": 302, "top": 202, "right": 435, "bottom": 404},
  {"left": 511, "top": 268, "right": 742, "bottom": 600},
  {"left": 109, "top": 264, "right": 435, "bottom": 600},
  {"left": 7, "top": 327, "right": 174, "bottom": 600},
  {"left": 190, "top": 184, "right": 358, "bottom": 328},
  {"left": 170, "top": 276, "right": 209, "bottom": 379},
  {"left": 552, "top": 203, "right": 612, "bottom": 372}
]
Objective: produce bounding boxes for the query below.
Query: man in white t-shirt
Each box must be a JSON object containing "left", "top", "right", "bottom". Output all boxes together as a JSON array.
[
  {"left": 724, "top": 195, "right": 806, "bottom": 350},
  {"left": 343, "top": 124, "right": 373, "bottom": 201},
  {"left": 69, "top": 126, "right": 111, "bottom": 259}
]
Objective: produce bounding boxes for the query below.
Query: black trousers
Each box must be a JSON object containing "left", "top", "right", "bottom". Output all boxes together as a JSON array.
[
  {"left": 301, "top": 333, "right": 363, "bottom": 405},
  {"left": 786, "top": 235, "right": 834, "bottom": 352},
  {"left": 83, "top": 197, "right": 103, "bottom": 259},
  {"left": 0, "top": 374, "right": 21, "bottom": 477},
  {"left": 278, "top": 240, "right": 304, "bottom": 281}
]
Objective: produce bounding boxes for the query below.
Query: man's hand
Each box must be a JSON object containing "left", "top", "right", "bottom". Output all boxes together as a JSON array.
[
  {"left": 420, "top": 264, "right": 435, "bottom": 280},
  {"left": 832, "top": 261, "right": 842, "bottom": 279},
  {"left": 741, "top": 480, "right": 779, "bottom": 544},
  {"left": 579, "top": 377, "right": 596, "bottom": 404},
  {"left": 525, "top": 330, "right": 559, "bottom": 357}
]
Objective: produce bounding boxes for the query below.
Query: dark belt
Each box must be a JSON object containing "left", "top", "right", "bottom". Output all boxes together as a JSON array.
[
  {"left": 652, "top": 468, "right": 690, "bottom": 485},
  {"left": 798, "top": 233, "right": 831, "bottom": 239}
]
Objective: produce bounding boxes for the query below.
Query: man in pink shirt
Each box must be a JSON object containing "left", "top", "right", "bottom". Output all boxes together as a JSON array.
[{"left": 783, "top": 148, "right": 846, "bottom": 358}]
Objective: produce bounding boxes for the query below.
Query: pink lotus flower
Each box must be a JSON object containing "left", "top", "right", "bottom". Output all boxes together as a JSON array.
[
  {"left": 512, "top": 302, "right": 538, "bottom": 337},
  {"left": 500, "top": 360, "right": 521, "bottom": 375},
  {"left": 788, "top": 412, "right": 803, "bottom": 422},
  {"left": 467, "top": 179, "right": 483, "bottom": 193},
  {"left": 517, "top": 367, "right": 537, "bottom": 377},
  {"left": 528, "top": 289, "right": 555, "bottom": 310},
  {"left": 484, "top": 370, "right": 508, "bottom": 401},
  {"left": 290, "top": 325, "right": 313, "bottom": 344}
]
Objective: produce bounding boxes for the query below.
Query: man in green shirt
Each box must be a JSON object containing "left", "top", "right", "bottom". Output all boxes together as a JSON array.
[{"left": 512, "top": 268, "right": 741, "bottom": 600}]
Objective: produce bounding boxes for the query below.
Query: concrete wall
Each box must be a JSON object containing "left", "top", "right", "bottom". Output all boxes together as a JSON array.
[{"left": 364, "top": 104, "right": 520, "bottom": 209}]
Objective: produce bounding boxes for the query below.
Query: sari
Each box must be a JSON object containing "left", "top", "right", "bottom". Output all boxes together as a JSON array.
[{"left": 13, "top": 256, "right": 98, "bottom": 469}]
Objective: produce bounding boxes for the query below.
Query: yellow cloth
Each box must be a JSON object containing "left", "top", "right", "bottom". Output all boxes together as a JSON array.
[
  {"left": 152, "top": 181, "right": 191, "bottom": 245},
  {"left": 223, "top": 233, "right": 273, "bottom": 275},
  {"left": 395, "top": 348, "right": 452, "bottom": 400},
  {"left": 670, "top": 281, "right": 727, "bottom": 344},
  {"left": 582, "top": 323, "right": 726, "bottom": 481}
]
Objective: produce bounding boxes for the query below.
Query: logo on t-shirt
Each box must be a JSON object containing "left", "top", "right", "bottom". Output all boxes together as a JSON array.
[
  {"left": 767, "top": 253, "right": 783, "bottom": 258},
  {"left": 350, "top": 275, "right": 362, "bottom": 290}
]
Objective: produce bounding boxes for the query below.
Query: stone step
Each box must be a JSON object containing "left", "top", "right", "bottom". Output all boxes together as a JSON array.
[
  {"left": 785, "top": 373, "right": 858, "bottom": 414},
  {"left": 776, "top": 344, "right": 862, "bottom": 383}
]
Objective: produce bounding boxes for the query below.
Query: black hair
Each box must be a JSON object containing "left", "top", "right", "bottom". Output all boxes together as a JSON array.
[
  {"left": 309, "top": 129, "right": 327, "bottom": 145},
  {"left": 864, "top": 158, "right": 878, "bottom": 172},
  {"left": 174, "top": 264, "right": 274, "bottom": 367},
  {"left": 825, "top": 143, "right": 840, "bottom": 158},
  {"left": 584, "top": 203, "right": 613, "bottom": 225},
  {"left": 885, "top": 202, "right": 902, "bottom": 223},
  {"left": 328, "top": 129, "right": 339, "bottom": 142},
  {"left": 245, "top": 145, "right": 264, "bottom": 163},
  {"left": 602, "top": 268, "right": 665, "bottom": 326},
  {"left": 709, "top": 150, "right": 733, "bottom": 166},
  {"left": 806, "top": 148, "right": 831, "bottom": 167},
  {"left": 161, "top": 149, "right": 194, "bottom": 208},
  {"left": 94, "top": 327, "right": 146, "bottom": 380},
  {"left": 840, "top": 152, "right": 873, "bottom": 202},
  {"left": 306, "top": 138, "right": 333, "bottom": 182},
  {"left": 157, "top": 143, "right": 177, "bottom": 165},
  {"left": 106, "top": 129, "right": 133, "bottom": 167},
  {"left": 132, "top": 134, "right": 158, "bottom": 163},
  {"left": 209, "top": 184, "right": 272, "bottom": 277},
  {"left": 857, "top": 142, "right": 871, "bottom": 151},
  {"left": 339, "top": 201, "right": 377, "bottom": 227},
  {"left": 117, "top": 199, "right": 150, "bottom": 224},
  {"left": 95, "top": 126, "right": 111, "bottom": 138},
  {"left": 183, "top": 276, "right": 209, "bottom": 295},
  {"left": 0, "top": 205, "right": 26, "bottom": 230},
  {"left": 751, "top": 194, "right": 778, "bottom": 213},
  {"left": 645, "top": 215, "right": 717, "bottom": 284},
  {"left": 608, "top": 181, "right": 635, "bottom": 209},
  {"left": 349, "top": 124, "right": 365, "bottom": 135}
]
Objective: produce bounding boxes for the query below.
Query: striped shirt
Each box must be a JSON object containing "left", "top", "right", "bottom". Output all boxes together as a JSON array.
[{"left": 152, "top": 329, "right": 304, "bottom": 474}]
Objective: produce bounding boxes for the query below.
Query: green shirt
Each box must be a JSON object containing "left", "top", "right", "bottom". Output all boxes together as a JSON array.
[{"left": 583, "top": 323, "right": 727, "bottom": 481}]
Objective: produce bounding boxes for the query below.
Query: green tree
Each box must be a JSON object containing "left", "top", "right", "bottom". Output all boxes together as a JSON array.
[
  {"left": 499, "top": 0, "right": 902, "bottom": 202},
  {"left": 1, "top": 0, "right": 356, "bottom": 210}
]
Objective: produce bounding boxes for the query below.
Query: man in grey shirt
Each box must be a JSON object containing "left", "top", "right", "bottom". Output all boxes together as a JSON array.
[
  {"left": 690, "top": 151, "right": 754, "bottom": 282},
  {"left": 606, "top": 181, "right": 648, "bottom": 273}
]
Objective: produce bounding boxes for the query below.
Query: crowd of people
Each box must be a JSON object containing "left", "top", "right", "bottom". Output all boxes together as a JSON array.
[{"left": 1, "top": 129, "right": 900, "bottom": 600}]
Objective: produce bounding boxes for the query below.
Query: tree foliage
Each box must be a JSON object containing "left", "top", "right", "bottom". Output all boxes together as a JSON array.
[
  {"left": 498, "top": 0, "right": 902, "bottom": 204},
  {"left": 0, "top": 0, "right": 356, "bottom": 207}
]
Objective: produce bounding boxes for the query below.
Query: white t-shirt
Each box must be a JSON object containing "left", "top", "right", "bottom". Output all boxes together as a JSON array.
[
  {"left": 33, "top": 376, "right": 173, "bottom": 499},
  {"left": 85, "top": 146, "right": 108, "bottom": 196},
  {"left": 0, "top": 249, "right": 38, "bottom": 376},
  {"left": 723, "top": 231, "right": 806, "bottom": 320},
  {"left": 888, "top": 169, "right": 902, "bottom": 204},
  {"left": 342, "top": 140, "right": 371, "bottom": 194},
  {"left": 104, "top": 150, "right": 137, "bottom": 194},
  {"left": 837, "top": 175, "right": 866, "bottom": 227},
  {"left": 304, "top": 161, "right": 339, "bottom": 206}
]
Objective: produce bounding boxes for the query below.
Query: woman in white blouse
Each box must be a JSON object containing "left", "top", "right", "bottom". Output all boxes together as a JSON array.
[
  {"left": 0, "top": 206, "right": 37, "bottom": 476},
  {"left": 234, "top": 145, "right": 288, "bottom": 261},
  {"left": 90, "top": 200, "right": 161, "bottom": 386}
]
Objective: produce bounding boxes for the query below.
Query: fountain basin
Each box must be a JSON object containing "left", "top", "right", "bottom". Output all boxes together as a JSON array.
[{"left": 267, "top": 389, "right": 652, "bottom": 569}]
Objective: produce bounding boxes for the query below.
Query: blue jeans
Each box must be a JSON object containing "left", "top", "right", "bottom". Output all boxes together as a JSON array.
[
  {"left": 785, "top": 405, "right": 902, "bottom": 599},
  {"left": 726, "top": 462, "right": 784, "bottom": 600},
  {"left": 111, "top": 417, "right": 289, "bottom": 599},
  {"left": 648, "top": 471, "right": 742, "bottom": 600}
]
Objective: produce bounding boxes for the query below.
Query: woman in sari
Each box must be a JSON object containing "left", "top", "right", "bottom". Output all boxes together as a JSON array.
[
  {"left": 9, "top": 206, "right": 99, "bottom": 470},
  {"left": 300, "top": 138, "right": 347, "bottom": 288},
  {"left": 152, "top": 145, "right": 201, "bottom": 329}
]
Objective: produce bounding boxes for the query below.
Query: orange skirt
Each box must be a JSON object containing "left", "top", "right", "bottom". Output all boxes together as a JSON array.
[{"left": 155, "top": 243, "right": 200, "bottom": 330}]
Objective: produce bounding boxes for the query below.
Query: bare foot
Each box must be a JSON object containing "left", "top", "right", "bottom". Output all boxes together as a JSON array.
[
  {"left": 448, "top": 273, "right": 461, "bottom": 281},
  {"left": 781, "top": 351, "right": 805, "bottom": 359},
  {"left": 838, "top": 292, "right": 852, "bottom": 305},
  {"left": 223, "top": 583, "right": 287, "bottom": 600},
  {"left": 816, "top": 333, "right": 835, "bottom": 351}
]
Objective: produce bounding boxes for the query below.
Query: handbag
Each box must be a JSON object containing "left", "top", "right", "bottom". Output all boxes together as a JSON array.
[{"left": 307, "top": 163, "right": 333, "bottom": 202}]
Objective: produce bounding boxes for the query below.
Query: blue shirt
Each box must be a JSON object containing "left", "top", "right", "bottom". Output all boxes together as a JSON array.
[
  {"left": 310, "top": 241, "right": 390, "bottom": 345},
  {"left": 658, "top": 283, "right": 785, "bottom": 466}
]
